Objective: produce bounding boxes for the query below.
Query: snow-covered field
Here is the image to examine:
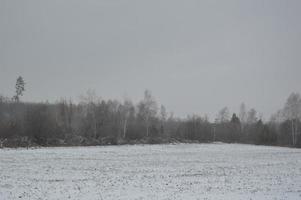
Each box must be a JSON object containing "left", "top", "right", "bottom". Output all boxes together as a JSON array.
[{"left": 0, "top": 143, "right": 301, "bottom": 200}]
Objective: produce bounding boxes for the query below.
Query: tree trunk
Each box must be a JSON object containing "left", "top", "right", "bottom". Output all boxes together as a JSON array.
[
  {"left": 292, "top": 120, "right": 296, "bottom": 146},
  {"left": 93, "top": 112, "right": 97, "bottom": 139},
  {"left": 123, "top": 119, "right": 127, "bottom": 139},
  {"left": 146, "top": 125, "right": 149, "bottom": 137},
  {"left": 296, "top": 122, "right": 298, "bottom": 145}
]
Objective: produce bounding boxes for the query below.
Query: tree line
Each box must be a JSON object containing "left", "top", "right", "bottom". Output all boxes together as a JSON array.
[{"left": 0, "top": 76, "right": 300, "bottom": 148}]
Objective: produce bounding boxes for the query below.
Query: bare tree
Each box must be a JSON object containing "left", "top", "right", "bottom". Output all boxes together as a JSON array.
[
  {"left": 217, "top": 107, "right": 230, "bottom": 123},
  {"left": 138, "top": 90, "right": 158, "bottom": 137},
  {"left": 283, "top": 92, "right": 301, "bottom": 146},
  {"left": 239, "top": 103, "right": 247, "bottom": 124},
  {"left": 80, "top": 90, "right": 101, "bottom": 139},
  {"left": 238, "top": 102, "right": 247, "bottom": 133},
  {"left": 247, "top": 108, "right": 257, "bottom": 124},
  {"left": 270, "top": 110, "right": 285, "bottom": 124},
  {"left": 120, "top": 99, "right": 133, "bottom": 139},
  {"left": 160, "top": 105, "right": 167, "bottom": 135},
  {"left": 160, "top": 105, "right": 167, "bottom": 122}
]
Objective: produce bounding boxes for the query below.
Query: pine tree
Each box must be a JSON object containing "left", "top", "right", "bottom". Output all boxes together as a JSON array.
[{"left": 13, "top": 76, "right": 25, "bottom": 102}]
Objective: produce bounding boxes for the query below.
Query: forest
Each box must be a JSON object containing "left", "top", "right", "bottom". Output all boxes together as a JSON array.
[{"left": 0, "top": 76, "right": 300, "bottom": 148}]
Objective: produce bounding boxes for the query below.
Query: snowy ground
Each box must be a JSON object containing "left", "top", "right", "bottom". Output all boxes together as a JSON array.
[{"left": 0, "top": 143, "right": 301, "bottom": 200}]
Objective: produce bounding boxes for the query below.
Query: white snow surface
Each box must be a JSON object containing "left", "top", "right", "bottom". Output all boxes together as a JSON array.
[{"left": 0, "top": 143, "right": 301, "bottom": 200}]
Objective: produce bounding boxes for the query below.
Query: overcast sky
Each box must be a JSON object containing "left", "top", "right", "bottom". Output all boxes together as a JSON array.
[{"left": 1, "top": 0, "right": 301, "bottom": 120}]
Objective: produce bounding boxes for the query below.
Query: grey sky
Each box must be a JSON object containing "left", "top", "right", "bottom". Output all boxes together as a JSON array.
[{"left": 1, "top": 0, "right": 301, "bottom": 120}]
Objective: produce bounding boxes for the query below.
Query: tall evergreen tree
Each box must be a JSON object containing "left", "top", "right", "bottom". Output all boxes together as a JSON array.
[{"left": 13, "top": 76, "right": 25, "bottom": 102}]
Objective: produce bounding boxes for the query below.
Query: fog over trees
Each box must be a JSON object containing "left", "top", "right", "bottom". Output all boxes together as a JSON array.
[{"left": 0, "top": 77, "right": 300, "bottom": 148}]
